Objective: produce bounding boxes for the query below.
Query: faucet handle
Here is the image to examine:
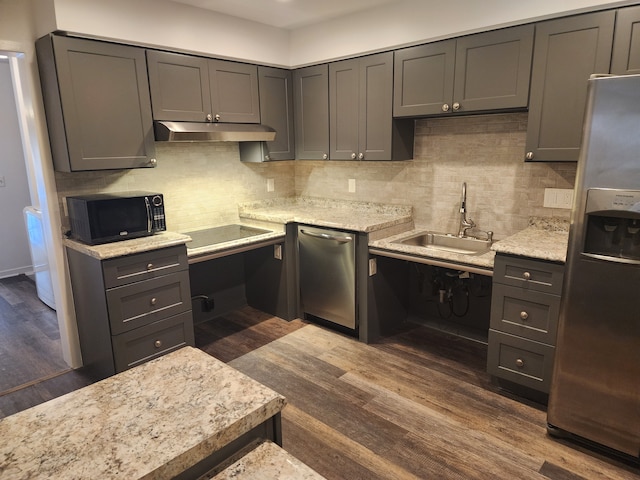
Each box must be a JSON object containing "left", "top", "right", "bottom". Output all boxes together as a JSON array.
[{"left": 487, "top": 231, "right": 493, "bottom": 242}]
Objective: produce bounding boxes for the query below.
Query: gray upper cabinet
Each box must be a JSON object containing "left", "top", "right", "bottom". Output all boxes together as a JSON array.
[
  {"left": 525, "top": 11, "right": 615, "bottom": 162},
  {"left": 394, "top": 25, "right": 534, "bottom": 117},
  {"left": 330, "top": 52, "right": 412, "bottom": 161},
  {"left": 257, "top": 66, "right": 295, "bottom": 160},
  {"left": 147, "top": 50, "right": 260, "bottom": 123},
  {"left": 611, "top": 5, "right": 640, "bottom": 75},
  {"left": 36, "top": 35, "right": 156, "bottom": 172},
  {"left": 294, "top": 64, "right": 330, "bottom": 160}
]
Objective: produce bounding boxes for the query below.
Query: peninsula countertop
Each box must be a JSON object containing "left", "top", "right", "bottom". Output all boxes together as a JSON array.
[
  {"left": 0, "top": 347, "right": 286, "bottom": 479},
  {"left": 491, "top": 217, "right": 570, "bottom": 263}
]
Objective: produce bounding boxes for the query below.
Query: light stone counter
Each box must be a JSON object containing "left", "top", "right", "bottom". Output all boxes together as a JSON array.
[
  {"left": 64, "top": 231, "right": 191, "bottom": 260},
  {"left": 0, "top": 347, "right": 286, "bottom": 480},
  {"left": 238, "top": 197, "right": 413, "bottom": 233},
  {"left": 491, "top": 217, "right": 569, "bottom": 263}
]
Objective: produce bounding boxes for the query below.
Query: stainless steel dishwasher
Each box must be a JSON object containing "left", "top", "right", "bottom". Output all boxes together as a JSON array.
[{"left": 297, "top": 225, "right": 356, "bottom": 329}]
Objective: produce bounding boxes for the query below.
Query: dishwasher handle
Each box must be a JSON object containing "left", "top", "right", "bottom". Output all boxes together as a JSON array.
[{"left": 300, "top": 229, "right": 353, "bottom": 244}]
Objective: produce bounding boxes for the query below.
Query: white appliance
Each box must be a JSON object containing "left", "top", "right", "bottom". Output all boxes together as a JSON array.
[{"left": 23, "top": 206, "right": 55, "bottom": 309}]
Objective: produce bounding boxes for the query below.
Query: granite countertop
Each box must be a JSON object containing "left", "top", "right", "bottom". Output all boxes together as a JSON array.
[
  {"left": 64, "top": 231, "right": 191, "bottom": 260},
  {"left": 238, "top": 197, "right": 413, "bottom": 233},
  {"left": 0, "top": 347, "right": 286, "bottom": 479},
  {"left": 491, "top": 217, "right": 570, "bottom": 263}
]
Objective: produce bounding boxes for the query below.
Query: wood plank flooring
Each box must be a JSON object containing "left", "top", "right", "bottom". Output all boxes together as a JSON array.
[{"left": 2, "top": 304, "right": 639, "bottom": 479}]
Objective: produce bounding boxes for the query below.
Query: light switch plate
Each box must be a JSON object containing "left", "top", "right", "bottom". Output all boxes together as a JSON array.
[
  {"left": 348, "top": 178, "right": 356, "bottom": 193},
  {"left": 543, "top": 188, "right": 573, "bottom": 209},
  {"left": 267, "top": 178, "right": 275, "bottom": 192}
]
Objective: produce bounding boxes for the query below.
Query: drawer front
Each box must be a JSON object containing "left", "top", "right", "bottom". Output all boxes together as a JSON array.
[
  {"left": 490, "top": 284, "right": 560, "bottom": 344},
  {"left": 493, "top": 254, "right": 564, "bottom": 294},
  {"left": 106, "top": 271, "right": 191, "bottom": 334},
  {"left": 103, "top": 245, "right": 188, "bottom": 288},
  {"left": 487, "top": 329, "right": 555, "bottom": 393},
  {"left": 112, "top": 311, "right": 195, "bottom": 372}
]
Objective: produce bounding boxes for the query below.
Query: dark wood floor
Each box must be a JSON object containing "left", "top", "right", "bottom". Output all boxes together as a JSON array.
[{"left": 2, "top": 304, "right": 638, "bottom": 479}]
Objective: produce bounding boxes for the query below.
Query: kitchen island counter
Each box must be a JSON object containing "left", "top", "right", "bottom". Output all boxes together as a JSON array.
[{"left": 0, "top": 346, "right": 286, "bottom": 479}]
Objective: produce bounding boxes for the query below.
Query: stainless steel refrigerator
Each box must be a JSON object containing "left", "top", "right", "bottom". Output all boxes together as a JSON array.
[{"left": 547, "top": 74, "right": 640, "bottom": 458}]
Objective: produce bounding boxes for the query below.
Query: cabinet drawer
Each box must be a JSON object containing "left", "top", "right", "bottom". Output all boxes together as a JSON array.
[
  {"left": 493, "top": 254, "right": 564, "bottom": 294},
  {"left": 103, "top": 246, "right": 188, "bottom": 288},
  {"left": 490, "top": 284, "right": 560, "bottom": 344},
  {"left": 487, "top": 330, "right": 555, "bottom": 393},
  {"left": 106, "top": 271, "right": 191, "bottom": 334},
  {"left": 112, "top": 311, "right": 194, "bottom": 372}
]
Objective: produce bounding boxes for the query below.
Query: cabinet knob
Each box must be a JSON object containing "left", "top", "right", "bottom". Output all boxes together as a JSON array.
[
  {"left": 149, "top": 158, "right": 157, "bottom": 167},
  {"left": 214, "top": 114, "right": 221, "bottom": 122},
  {"left": 520, "top": 311, "right": 529, "bottom": 320},
  {"left": 322, "top": 153, "right": 328, "bottom": 160},
  {"left": 265, "top": 155, "right": 271, "bottom": 161},
  {"left": 150, "top": 297, "right": 157, "bottom": 306},
  {"left": 358, "top": 153, "right": 364, "bottom": 160},
  {"left": 515, "top": 358, "right": 525, "bottom": 368},
  {"left": 351, "top": 153, "right": 357, "bottom": 159},
  {"left": 206, "top": 113, "right": 213, "bottom": 122},
  {"left": 154, "top": 340, "right": 162, "bottom": 348},
  {"left": 526, "top": 151, "right": 534, "bottom": 160},
  {"left": 523, "top": 271, "right": 531, "bottom": 280},
  {"left": 147, "top": 263, "right": 154, "bottom": 270},
  {"left": 452, "top": 102, "right": 460, "bottom": 111},
  {"left": 441, "top": 103, "right": 450, "bottom": 112}
]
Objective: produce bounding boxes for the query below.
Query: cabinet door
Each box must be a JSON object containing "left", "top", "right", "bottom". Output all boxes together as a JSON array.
[
  {"left": 146, "top": 50, "right": 211, "bottom": 122},
  {"left": 393, "top": 40, "right": 455, "bottom": 117},
  {"left": 611, "top": 5, "right": 640, "bottom": 75},
  {"left": 358, "top": 52, "right": 394, "bottom": 161},
  {"left": 329, "top": 58, "right": 359, "bottom": 160},
  {"left": 208, "top": 59, "right": 260, "bottom": 123},
  {"left": 258, "top": 66, "right": 295, "bottom": 160},
  {"left": 453, "top": 25, "right": 534, "bottom": 112},
  {"left": 36, "top": 35, "right": 156, "bottom": 172},
  {"left": 525, "top": 11, "right": 615, "bottom": 162},
  {"left": 294, "top": 64, "right": 329, "bottom": 160}
]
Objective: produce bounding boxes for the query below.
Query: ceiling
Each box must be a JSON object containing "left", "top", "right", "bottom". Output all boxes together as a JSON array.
[{"left": 169, "top": 0, "right": 405, "bottom": 29}]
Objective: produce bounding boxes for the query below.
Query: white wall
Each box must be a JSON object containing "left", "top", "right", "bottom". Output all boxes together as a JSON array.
[{"left": 0, "top": 60, "right": 33, "bottom": 278}]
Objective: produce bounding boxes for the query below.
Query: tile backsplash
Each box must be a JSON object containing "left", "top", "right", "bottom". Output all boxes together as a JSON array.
[{"left": 54, "top": 113, "right": 576, "bottom": 240}]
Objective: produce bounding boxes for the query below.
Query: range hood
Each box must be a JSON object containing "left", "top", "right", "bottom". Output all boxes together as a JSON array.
[{"left": 154, "top": 121, "right": 276, "bottom": 142}]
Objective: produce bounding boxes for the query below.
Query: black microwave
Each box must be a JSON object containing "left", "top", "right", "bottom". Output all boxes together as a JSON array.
[{"left": 66, "top": 192, "right": 166, "bottom": 245}]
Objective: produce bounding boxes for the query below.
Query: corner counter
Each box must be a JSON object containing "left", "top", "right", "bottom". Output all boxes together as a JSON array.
[
  {"left": 0, "top": 347, "right": 286, "bottom": 479},
  {"left": 64, "top": 231, "right": 191, "bottom": 260},
  {"left": 491, "top": 217, "right": 569, "bottom": 263}
]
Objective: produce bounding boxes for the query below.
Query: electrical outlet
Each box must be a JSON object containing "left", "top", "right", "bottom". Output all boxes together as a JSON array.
[
  {"left": 348, "top": 178, "right": 356, "bottom": 193},
  {"left": 543, "top": 188, "right": 573, "bottom": 209},
  {"left": 274, "top": 244, "right": 282, "bottom": 260},
  {"left": 368, "top": 258, "right": 377, "bottom": 276},
  {"left": 0, "top": 175, "right": 5, "bottom": 188},
  {"left": 267, "top": 178, "right": 274, "bottom": 192}
]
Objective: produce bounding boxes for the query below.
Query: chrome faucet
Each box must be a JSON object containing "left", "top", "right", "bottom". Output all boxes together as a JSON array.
[{"left": 458, "top": 182, "right": 476, "bottom": 237}]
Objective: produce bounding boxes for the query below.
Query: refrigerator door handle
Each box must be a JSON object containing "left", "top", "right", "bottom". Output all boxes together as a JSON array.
[{"left": 580, "top": 252, "right": 640, "bottom": 265}]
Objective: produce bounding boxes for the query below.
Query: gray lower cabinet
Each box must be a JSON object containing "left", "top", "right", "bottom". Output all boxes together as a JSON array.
[
  {"left": 330, "top": 52, "right": 413, "bottom": 161},
  {"left": 293, "top": 64, "right": 330, "bottom": 160},
  {"left": 524, "top": 11, "right": 615, "bottom": 162},
  {"left": 487, "top": 254, "right": 564, "bottom": 396},
  {"left": 611, "top": 5, "right": 640, "bottom": 75},
  {"left": 67, "top": 245, "right": 194, "bottom": 380},
  {"left": 393, "top": 25, "right": 534, "bottom": 117},
  {"left": 36, "top": 34, "right": 156, "bottom": 172},
  {"left": 239, "top": 66, "right": 295, "bottom": 162},
  {"left": 146, "top": 50, "right": 260, "bottom": 123}
]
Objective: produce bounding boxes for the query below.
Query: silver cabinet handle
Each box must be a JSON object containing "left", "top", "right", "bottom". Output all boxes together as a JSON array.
[
  {"left": 147, "top": 263, "right": 154, "bottom": 270},
  {"left": 322, "top": 153, "right": 328, "bottom": 160},
  {"left": 265, "top": 155, "right": 271, "bottom": 161},
  {"left": 206, "top": 113, "right": 213, "bottom": 122},
  {"left": 516, "top": 358, "right": 525, "bottom": 368},
  {"left": 150, "top": 297, "right": 157, "bottom": 306},
  {"left": 148, "top": 158, "right": 157, "bottom": 167},
  {"left": 358, "top": 153, "right": 364, "bottom": 160},
  {"left": 351, "top": 153, "right": 357, "bottom": 159},
  {"left": 523, "top": 271, "right": 531, "bottom": 280},
  {"left": 526, "top": 152, "right": 534, "bottom": 160},
  {"left": 154, "top": 340, "right": 162, "bottom": 348},
  {"left": 452, "top": 102, "right": 460, "bottom": 111},
  {"left": 520, "top": 311, "right": 529, "bottom": 320},
  {"left": 214, "top": 114, "right": 221, "bottom": 122},
  {"left": 442, "top": 103, "right": 450, "bottom": 112},
  {"left": 300, "top": 229, "right": 353, "bottom": 243}
]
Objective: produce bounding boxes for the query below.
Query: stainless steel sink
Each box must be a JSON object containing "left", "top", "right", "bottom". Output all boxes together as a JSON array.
[{"left": 392, "top": 231, "right": 492, "bottom": 255}]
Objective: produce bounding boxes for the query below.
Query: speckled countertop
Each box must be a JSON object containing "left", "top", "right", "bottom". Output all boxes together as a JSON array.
[
  {"left": 208, "top": 441, "right": 326, "bottom": 480},
  {"left": 64, "top": 231, "right": 191, "bottom": 260},
  {"left": 0, "top": 347, "right": 286, "bottom": 480},
  {"left": 491, "top": 217, "right": 570, "bottom": 263},
  {"left": 238, "top": 197, "right": 413, "bottom": 233}
]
